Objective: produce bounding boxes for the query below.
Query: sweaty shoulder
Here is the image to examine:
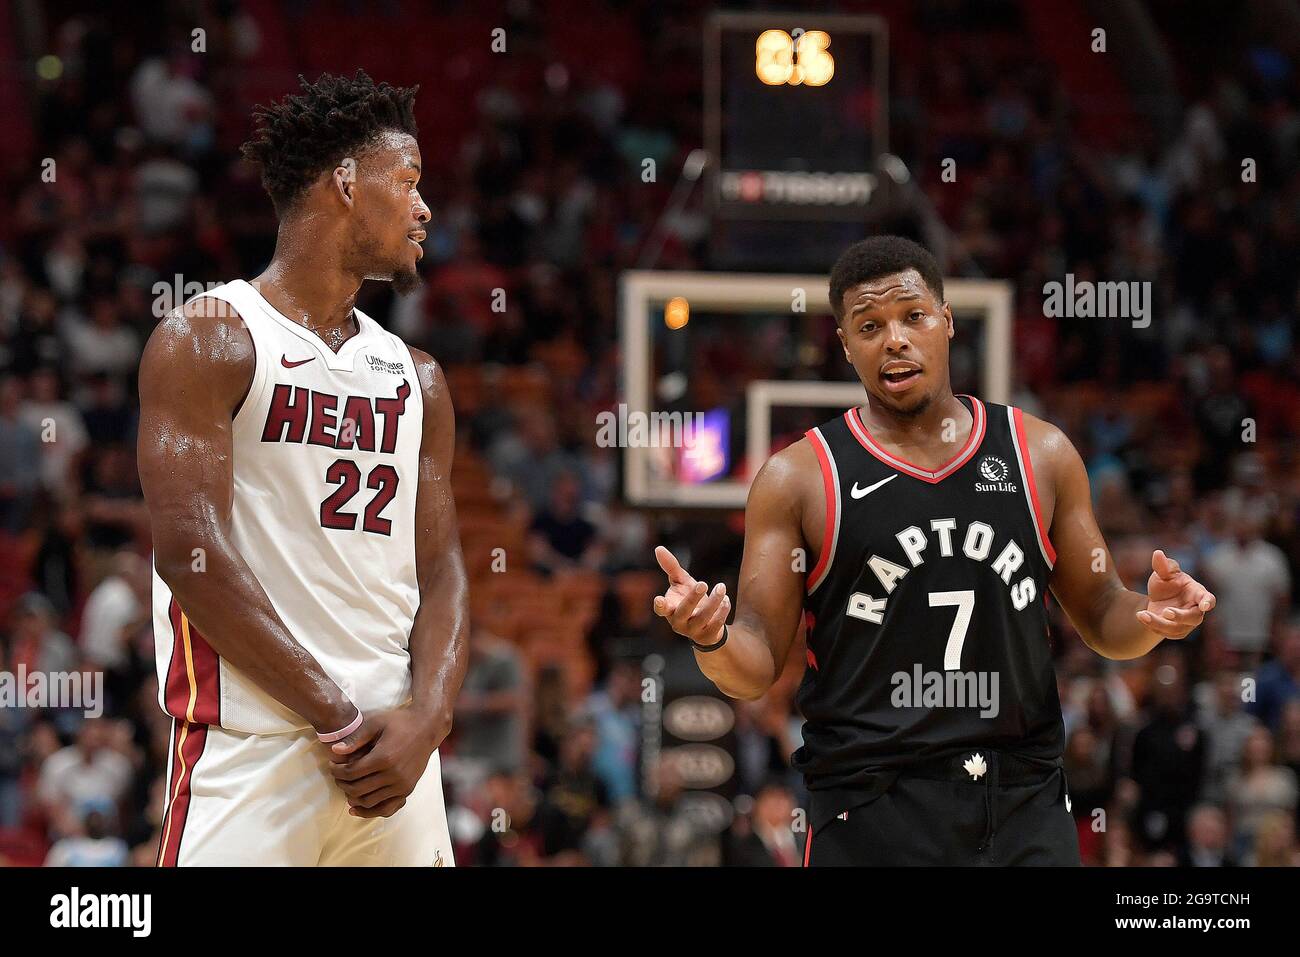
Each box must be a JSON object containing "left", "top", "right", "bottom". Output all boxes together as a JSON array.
[
  {"left": 139, "top": 296, "right": 256, "bottom": 413},
  {"left": 404, "top": 344, "right": 448, "bottom": 404},
  {"left": 405, "top": 345, "right": 455, "bottom": 461}
]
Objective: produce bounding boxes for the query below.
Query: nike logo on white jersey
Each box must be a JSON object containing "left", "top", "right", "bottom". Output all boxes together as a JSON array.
[{"left": 850, "top": 475, "right": 897, "bottom": 499}]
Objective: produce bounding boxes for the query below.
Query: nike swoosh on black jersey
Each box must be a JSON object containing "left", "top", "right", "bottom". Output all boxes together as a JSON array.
[{"left": 850, "top": 474, "right": 898, "bottom": 498}]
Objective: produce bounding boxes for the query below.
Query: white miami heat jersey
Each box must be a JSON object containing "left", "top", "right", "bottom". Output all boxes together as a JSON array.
[{"left": 152, "top": 279, "right": 425, "bottom": 735}]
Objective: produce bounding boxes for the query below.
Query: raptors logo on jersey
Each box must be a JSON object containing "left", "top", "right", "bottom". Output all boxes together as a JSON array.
[
  {"left": 151, "top": 280, "right": 424, "bottom": 734},
  {"left": 792, "top": 396, "right": 1064, "bottom": 793}
]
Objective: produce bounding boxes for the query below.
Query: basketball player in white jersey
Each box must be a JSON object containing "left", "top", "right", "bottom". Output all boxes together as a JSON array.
[{"left": 137, "top": 71, "right": 466, "bottom": 866}]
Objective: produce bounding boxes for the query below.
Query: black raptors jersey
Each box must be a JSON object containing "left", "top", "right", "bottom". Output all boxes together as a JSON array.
[{"left": 792, "top": 395, "right": 1063, "bottom": 793}]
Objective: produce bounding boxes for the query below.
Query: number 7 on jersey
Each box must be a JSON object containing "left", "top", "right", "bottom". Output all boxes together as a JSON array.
[{"left": 929, "top": 590, "right": 975, "bottom": 670}]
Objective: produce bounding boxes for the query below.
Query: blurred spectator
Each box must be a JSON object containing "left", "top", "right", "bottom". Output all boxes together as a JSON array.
[
  {"left": 1248, "top": 620, "right": 1300, "bottom": 731},
  {"left": 1099, "top": 817, "right": 1140, "bottom": 868},
  {"left": 622, "top": 757, "right": 720, "bottom": 866},
  {"left": 44, "top": 809, "right": 129, "bottom": 867},
  {"left": 18, "top": 366, "right": 88, "bottom": 499},
  {"left": 582, "top": 659, "right": 641, "bottom": 804},
  {"left": 472, "top": 771, "right": 542, "bottom": 867},
  {"left": 133, "top": 152, "right": 202, "bottom": 235},
  {"left": 8, "top": 591, "right": 78, "bottom": 678},
  {"left": 1129, "top": 654, "right": 1205, "bottom": 851},
  {"left": 31, "top": 501, "right": 84, "bottom": 618},
  {"left": 80, "top": 549, "right": 153, "bottom": 713},
  {"left": 80, "top": 444, "right": 146, "bottom": 551},
  {"left": 1188, "top": 347, "right": 1252, "bottom": 490},
  {"left": 1249, "top": 810, "right": 1300, "bottom": 867},
  {"left": 528, "top": 664, "right": 571, "bottom": 768},
  {"left": 80, "top": 549, "right": 150, "bottom": 672},
  {"left": 0, "top": 375, "right": 43, "bottom": 532},
  {"left": 1225, "top": 726, "right": 1298, "bottom": 857},
  {"left": 129, "top": 53, "right": 215, "bottom": 152},
  {"left": 77, "top": 374, "right": 135, "bottom": 446},
  {"left": 426, "top": 230, "right": 510, "bottom": 340},
  {"left": 1177, "top": 804, "right": 1237, "bottom": 867},
  {"left": 450, "top": 629, "right": 527, "bottom": 779},
  {"left": 529, "top": 470, "right": 603, "bottom": 574},
  {"left": 36, "top": 718, "right": 133, "bottom": 837},
  {"left": 5, "top": 290, "right": 63, "bottom": 377},
  {"left": 418, "top": 288, "right": 483, "bottom": 364},
  {"left": 1202, "top": 510, "right": 1291, "bottom": 666},
  {"left": 0, "top": 641, "right": 24, "bottom": 828},
  {"left": 735, "top": 695, "right": 802, "bottom": 796},
  {"left": 62, "top": 299, "right": 141, "bottom": 380},
  {"left": 596, "top": 502, "right": 653, "bottom": 573},
  {"left": 1219, "top": 453, "right": 1281, "bottom": 532},
  {"left": 535, "top": 717, "right": 611, "bottom": 862},
  {"left": 724, "top": 780, "right": 802, "bottom": 867},
  {"left": 1279, "top": 700, "right": 1300, "bottom": 795},
  {"left": 1197, "top": 669, "right": 1259, "bottom": 804},
  {"left": 488, "top": 408, "right": 581, "bottom": 512},
  {"left": 1084, "top": 679, "right": 1135, "bottom": 766}
]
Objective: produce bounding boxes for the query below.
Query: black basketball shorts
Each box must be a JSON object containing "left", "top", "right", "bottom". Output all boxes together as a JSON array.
[{"left": 804, "top": 750, "right": 1082, "bottom": 866}]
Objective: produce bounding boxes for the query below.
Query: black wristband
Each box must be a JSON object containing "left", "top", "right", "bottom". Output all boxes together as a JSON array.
[{"left": 691, "top": 624, "right": 729, "bottom": 653}]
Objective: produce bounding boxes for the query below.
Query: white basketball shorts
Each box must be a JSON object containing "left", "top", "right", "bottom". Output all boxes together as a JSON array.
[{"left": 156, "top": 719, "right": 454, "bottom": 866}]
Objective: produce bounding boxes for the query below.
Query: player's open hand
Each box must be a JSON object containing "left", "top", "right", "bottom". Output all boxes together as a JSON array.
[
  {"left": 326, "top": 708, "right": 438, "bottom": 818},
  {"left": 1136, "top": 549, "right": 1216, "bottom": 640},
  {"left": 653, "top": 545, "right": 730, "bottom": 648}
]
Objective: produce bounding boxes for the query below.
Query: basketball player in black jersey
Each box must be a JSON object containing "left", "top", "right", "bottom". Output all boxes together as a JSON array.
[{"left": 653, "top": 236, "right": 1216, "bottom": 866}]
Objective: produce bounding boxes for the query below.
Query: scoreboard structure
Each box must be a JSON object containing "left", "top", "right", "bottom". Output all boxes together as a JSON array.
[{"left": 705, "top": 12, "right": 889, "bottom": 222}]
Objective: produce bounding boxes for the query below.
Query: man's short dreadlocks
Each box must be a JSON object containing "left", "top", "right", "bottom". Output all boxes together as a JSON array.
[{"left": 240, "top": 70, "right": 419, "bottom": 214}]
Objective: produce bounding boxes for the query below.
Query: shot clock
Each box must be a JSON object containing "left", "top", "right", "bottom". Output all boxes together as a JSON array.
[{"left": 705, "top": 12, "right": 889, "bottom": 222}]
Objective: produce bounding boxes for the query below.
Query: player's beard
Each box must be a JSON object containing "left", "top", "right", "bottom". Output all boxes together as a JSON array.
[
  {"left": 885, "top": 389, "right": 934, "bottom": 418},
  {"left": 392, "top": 263, "right": 422, "bottom": 295},
  {"left": 350, "top": 232, "right": 422, "bottom": 295}
]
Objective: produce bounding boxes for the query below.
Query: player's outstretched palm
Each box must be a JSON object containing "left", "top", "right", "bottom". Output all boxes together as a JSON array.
[
  {"left": 653, "top": 545, "right": 730, "bottom": 646},
  {"left": 1137, "top": 549, "right": 1216, "bottom": 639}
]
